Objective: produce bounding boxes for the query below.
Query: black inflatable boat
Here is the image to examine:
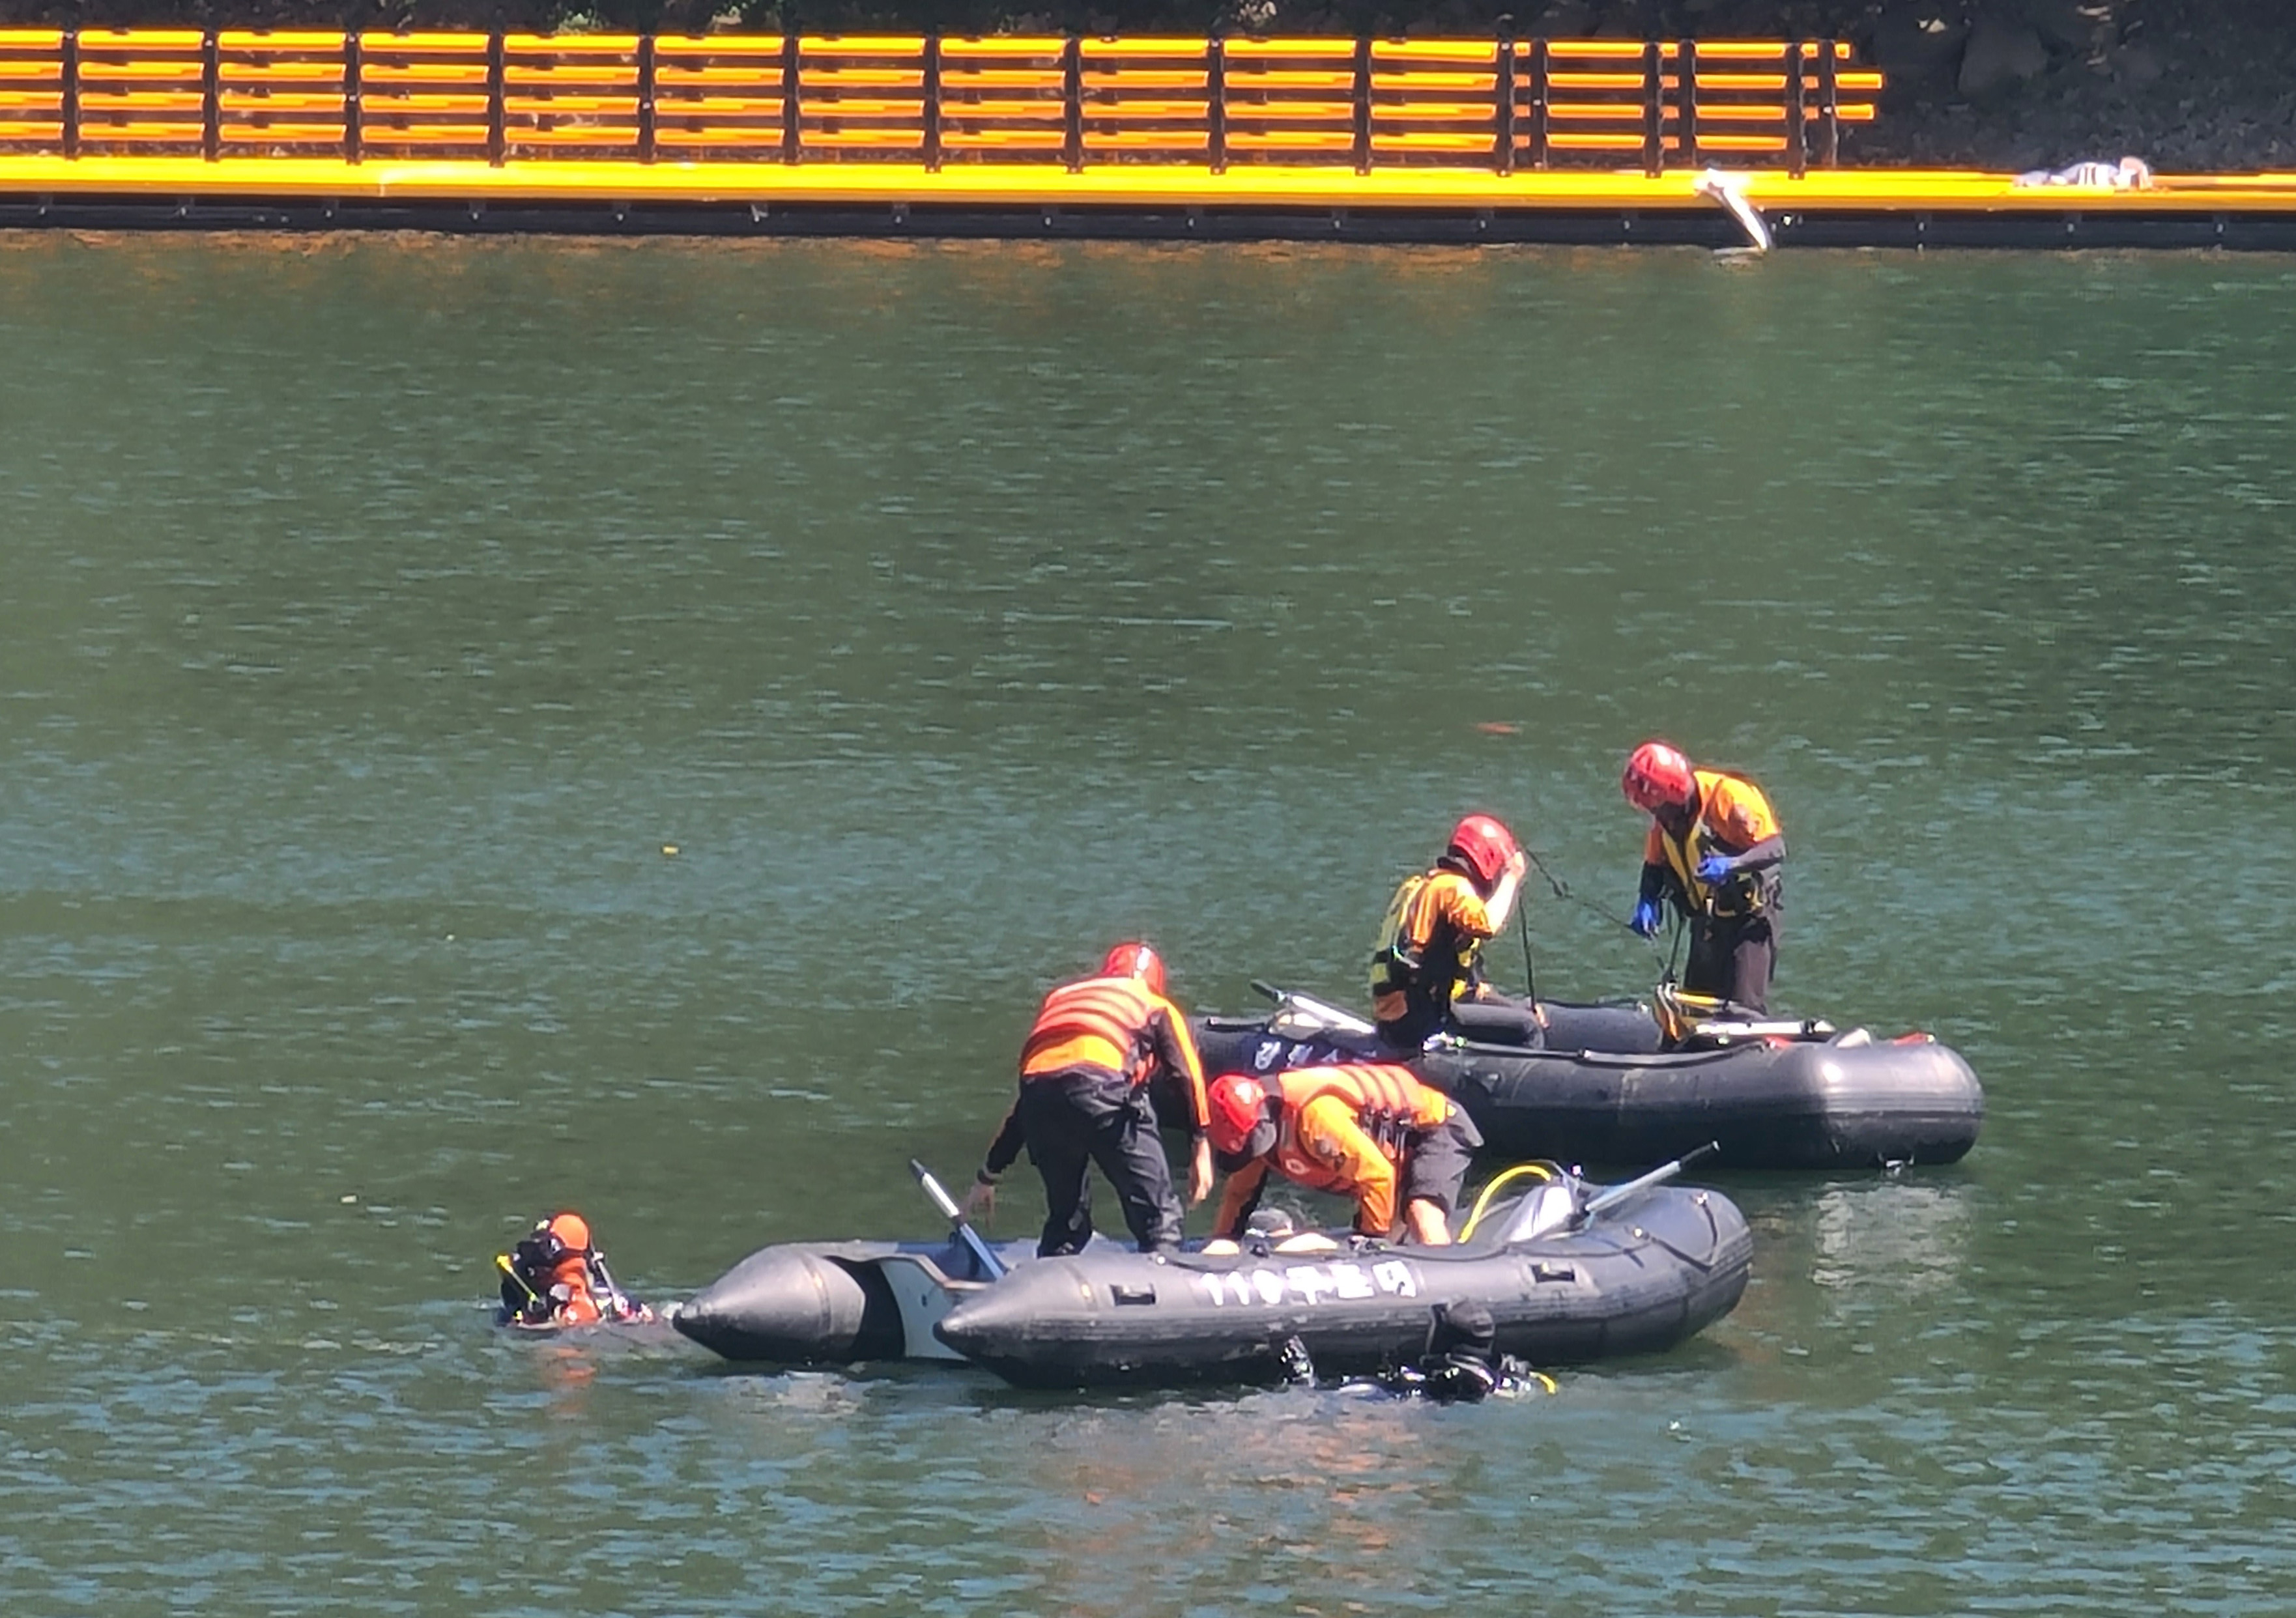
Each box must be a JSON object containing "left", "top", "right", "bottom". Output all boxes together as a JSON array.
[
  {"left": 1190, "top": 984, "right": 1984, "bottom": 1172},
  {"left": 671, "top": 1157, "right": 1749, "bottom": 1389}
]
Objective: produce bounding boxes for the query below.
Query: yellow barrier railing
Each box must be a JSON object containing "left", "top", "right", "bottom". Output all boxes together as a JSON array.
[{"left": 0, "top": 27, "right": 1880, "bottom": 175}]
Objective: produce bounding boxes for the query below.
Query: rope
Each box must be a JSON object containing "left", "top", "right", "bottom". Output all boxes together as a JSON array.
[{"left": 1521, "top": 845, "right": 1672, "bottom": 973}]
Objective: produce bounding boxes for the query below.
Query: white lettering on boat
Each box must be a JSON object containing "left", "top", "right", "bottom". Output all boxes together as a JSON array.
[
  {"left": 1194, "top": 1271, "right": 1257, "bottom": 1307},
  {"left": 1372, "top": 1260, "right": 1417, "bottom": 1299},
  {"left": 1191, "top": 1259, "right": 1419, "bottom": 1307},
  {"left": 1285, "top": 1265, "right": 1332, "bottom": 1304}
]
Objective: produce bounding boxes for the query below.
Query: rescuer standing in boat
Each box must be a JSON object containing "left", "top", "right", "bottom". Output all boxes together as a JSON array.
[
  {"left": 1203, "top": 1063, "right": 1481, "bottom": 1245},
  {"left": 966, "top": 942, "right": 1213, "bottom": 1256},
  {"left": 1622, "top": 741, "right": 1786, "bottom": 1013},
  {"left": 1368, "top": 814, "right": 1538, "bottom": 1051}
]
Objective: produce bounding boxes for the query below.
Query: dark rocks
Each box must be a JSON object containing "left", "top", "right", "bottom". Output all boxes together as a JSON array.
[
  {"left": 2020, "top": 0, "right": 2109, "bottom": 57},
  {"left": 1837, "top": 0, "right": 2296, "bottom": 172},
  {"left": 2112, "top": 43, "right": 2164, "bottom": 87},
  {"left": 1959, "top": 12, "right": 2050, "bottom": 101},
  {"left": 1873, "top": 3, "right": 1970, "bottom": 92},
  {"left": 1531, "top": 0, "right": 1596, "bottom": 35}
]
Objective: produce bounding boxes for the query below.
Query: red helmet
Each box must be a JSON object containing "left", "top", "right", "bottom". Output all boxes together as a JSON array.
[
  {"left": 1622, "top": 741, "right": 1696, "bottom": 813},
  {"left": 1207, "top": 1073, "right": 1271, "bottom": 1157},
  {"left": 1444, "top": 814, "right": 1519, "bottom": 892},
  {"left": 545, "top": 1212, "right": 592, "bottom": 1255},
  {"left": 1099, "top": 941, "right": 1167, "bottom": 998}
]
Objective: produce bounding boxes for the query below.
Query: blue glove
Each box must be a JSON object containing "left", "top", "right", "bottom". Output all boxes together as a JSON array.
[
  {"left": 1629, "top": 898, "right": 1662, "bottom": 937},
  {"left": 1695, "top": 853, "right": 1737, "bottom": 885}
]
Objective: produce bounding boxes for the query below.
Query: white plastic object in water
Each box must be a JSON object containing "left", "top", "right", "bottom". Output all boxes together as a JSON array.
[{"left": 1695, "top": 169, "right": 1773, "bottom": 253}]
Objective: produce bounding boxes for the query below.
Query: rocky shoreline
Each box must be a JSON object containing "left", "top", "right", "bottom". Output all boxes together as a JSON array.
[
  {"left": 8, "top": 0, "right": 2293, "bottom": 173},
  {"left": 1846, "top": 0, "right": 2296, "bottom": 171},
  {"left": 1353, "top": 0, "right": 2296, "bottom": 172}
]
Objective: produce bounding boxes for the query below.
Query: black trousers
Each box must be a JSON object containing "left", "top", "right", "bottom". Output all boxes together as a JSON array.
[
  {"left": 1399, "top": 1109, "right": 1484, "bottom": 1218},
  {"left": 1017, "top": 1068, "right": 1184, "bottom": 1257},
  {"left": 1684, "top": 911, "right": 1776, "bottom": 1015},
  {"left": 1378, "top": 989, "right": 1545, "bottom": 1052}
]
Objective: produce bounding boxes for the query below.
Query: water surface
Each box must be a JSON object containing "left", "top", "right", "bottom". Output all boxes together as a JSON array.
[{"left": 3, "top": 234, "right": 2294, "bottom": 1613}]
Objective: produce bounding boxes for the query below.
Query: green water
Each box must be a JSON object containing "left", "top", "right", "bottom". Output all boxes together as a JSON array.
[{"left": 3, "top": 234, "right": 2295, "bottom": 1613}]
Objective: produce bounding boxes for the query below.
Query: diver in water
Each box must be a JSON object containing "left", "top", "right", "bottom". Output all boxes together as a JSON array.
[
  {"left": 1361, "top": 1300, "right": 1544, "bottom": 1402},
  {"left": 1279, "top": 1301, "right": 1547, "bottom": 1402},
  {"left": 496, "top": 1212, "right": 653, "bottom": 1327}
]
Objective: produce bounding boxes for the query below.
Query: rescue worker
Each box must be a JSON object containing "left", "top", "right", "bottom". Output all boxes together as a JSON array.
[
  {"left": 1278, "top": 1303, "right": 1548, "bottom": 1400},
  {"left": 965, "top": 941, "right": 1213, "bottom": 1258},
  {"left": 1368, "top": 814, "right": 1536, "bottom": 1051},
  {"left": 1349, "top": 1301, "right": 1543, "bottom": 1402},
  {"left": 1621, "top": 740, "right": 1787, "bottom": 1014},
  {"left": 1205, "top": 1062, "right": 1482, "bottom": 1245},
  {"left": 496, "top": 1212, "right": 653, "bottom": 1328}
]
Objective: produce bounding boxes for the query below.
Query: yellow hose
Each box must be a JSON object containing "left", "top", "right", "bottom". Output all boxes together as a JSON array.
[
  {"left": 495, "top": 1252, "right": 539, "bottom": 1304},
  {"left": 1457, "top": 1161, "right": 1556, "bottom": 1243}
]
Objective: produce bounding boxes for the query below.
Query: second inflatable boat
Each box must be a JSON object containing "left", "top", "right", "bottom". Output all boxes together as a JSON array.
[{"left": 1190, "top": 982, "right": 1984, "bottom": 1171}]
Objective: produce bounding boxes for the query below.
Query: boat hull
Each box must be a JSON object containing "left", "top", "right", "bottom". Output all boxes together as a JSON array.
[
  {"left": 936, "top": 1184, "right": 1750, "bottom": 1389},
  {"left": 1194, "top": 1002, "right": 1983, "bottom": 1171},
  {"left": 672, "top": 1184, "right": 1751, "bottom": 1389}
]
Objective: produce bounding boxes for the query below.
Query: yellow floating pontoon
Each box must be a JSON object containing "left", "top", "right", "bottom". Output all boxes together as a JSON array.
[{"left": 2, "top": 27, "right": 2291, "bottom": 244}]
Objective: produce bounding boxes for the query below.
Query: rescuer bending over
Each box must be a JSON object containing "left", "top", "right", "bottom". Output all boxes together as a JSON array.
[
  {"left": 1204, "top": 1063, "right": 1482, "bottom": 1246},
  {"left": 967, "top": 942, "right": 1212, "bottom": 1257}
]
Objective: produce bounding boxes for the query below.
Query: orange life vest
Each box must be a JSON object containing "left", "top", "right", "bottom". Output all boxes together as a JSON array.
[
  {"left": 1020, "top": 975, "right": 1171, "bottom": 1086},
  {"left": 1267, "top": 1063, "right": 1452, "bottom": 1195},
  {"left": 546, "top": 1256, "right": 603, "bottom": 1326},
  {"left": 994, "top": 973, "right": 1211, "bottom": 1159},
  {"left": 1369, "top": 868, "right": 1499, "bottom": 1033},
  {"left": 1646, "top": 769, "right": 1783, "bottom": 918}
]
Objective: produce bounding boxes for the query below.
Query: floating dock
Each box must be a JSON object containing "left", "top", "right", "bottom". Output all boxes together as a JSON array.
[{"left": 5, "top": 27, "right": 2294, "bottom": 246}]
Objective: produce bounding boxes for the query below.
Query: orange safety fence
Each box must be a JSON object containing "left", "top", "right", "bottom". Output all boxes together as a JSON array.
[
  {"left": 0, "top": 27, "right": 1880, "bottom": 174},
  {"left": 1223, "top": 38, "right": 1358, "bottom": 163},
  {"left": 75, "top": 28, "right": 207, "bottom": 154},
  {"left": 1373, "top": 38, "right": 1502, "bottom": 167},
  {"left": 502, "top": 33, "right": 643, "bottom": 160},
  {"left": 1082, "top": 37, "right": 1209, "bottom": 163},
  {"left": 356, "top": 32, "right": 491, "bottom": 158},
  {"left": 801, "top": 35, "right": 926, "bottom": 160},
  {"left": 652, "top": 34, "right": 784, "bottom": 158},
  {"left": 0, "top": 28, "right": 63, "bottom": 146},
  {"left": 220, "top": 30, "right": 347, "bottom": 154},
  {"left": 938, "top": 35, "right": 1064, "bottom": 160}
]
